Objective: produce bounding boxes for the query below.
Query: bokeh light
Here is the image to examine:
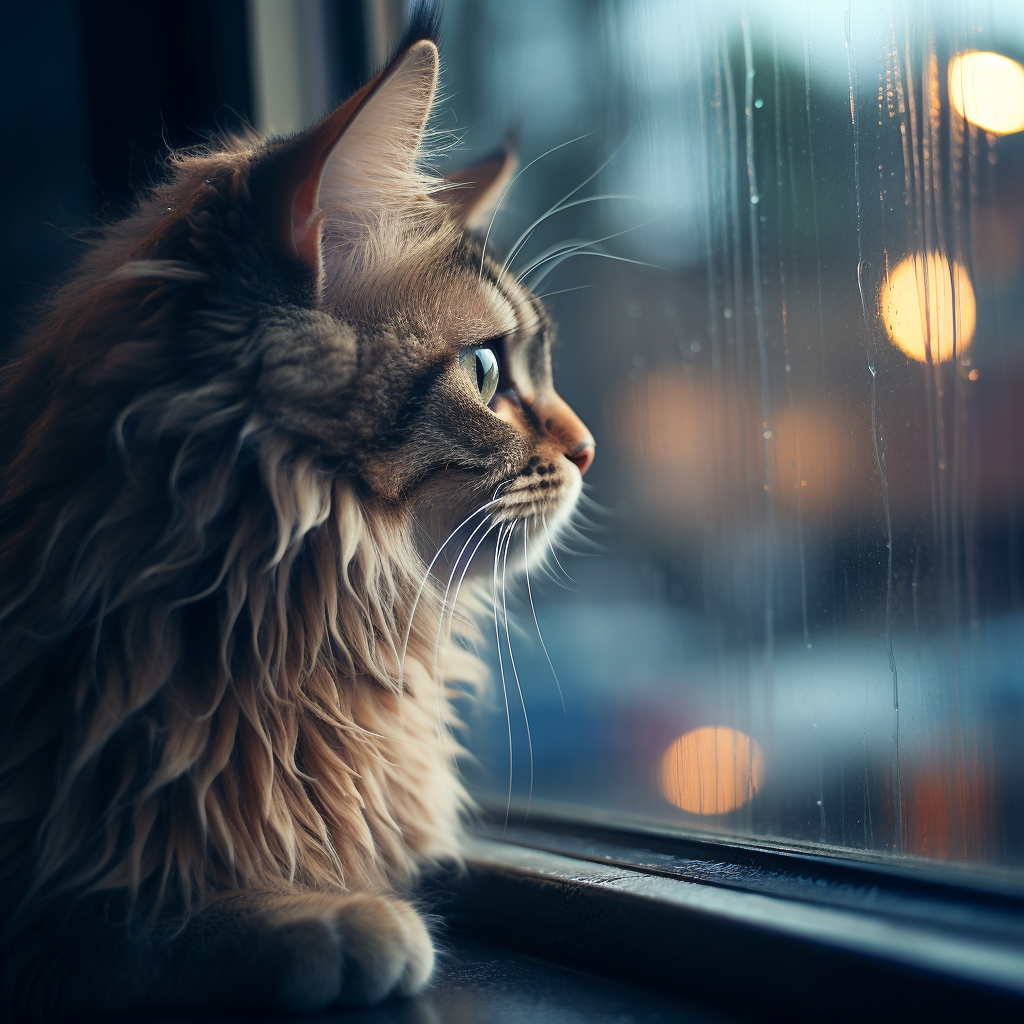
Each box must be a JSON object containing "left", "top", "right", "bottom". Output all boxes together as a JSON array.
[
  {"left": 904, "top": 749, "right": 993, "bottom": 862},
  {"left": 948, "top": 51, "right": 1024, "bottom": 135},
  {"left": 878, "top": 253, "right": 976, "bottom": 363},
  {"left": 606, "top": 369, "right": 750, "bottom": 530},
  {"left": 772, "top": 404, "right": 852, "bottom": 514},
  {"left": 658, "top": 726, "right": 765, "bottom": 815}
]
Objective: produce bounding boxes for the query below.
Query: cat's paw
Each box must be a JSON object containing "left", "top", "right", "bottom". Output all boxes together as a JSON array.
[
  {"left": 328, "top": 893, "right": 435, "bottom": 1006},
  {"left": 266, "top": 892, "right": 434, "bottom": 1009}
]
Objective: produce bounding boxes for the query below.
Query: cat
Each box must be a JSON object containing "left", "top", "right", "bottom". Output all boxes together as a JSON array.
[{"left": 0, "top": 8, "right": 594, "bottom": 1017}]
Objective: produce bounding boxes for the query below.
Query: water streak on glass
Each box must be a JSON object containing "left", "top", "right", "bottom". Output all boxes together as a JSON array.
[{"left": 442, "top": 0, "right": 1024, "bottom": 883}]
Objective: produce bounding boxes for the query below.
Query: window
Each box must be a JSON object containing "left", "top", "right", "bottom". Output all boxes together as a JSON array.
[{"left": 440, "top": 0, "right": 1024, "bottom": 881}]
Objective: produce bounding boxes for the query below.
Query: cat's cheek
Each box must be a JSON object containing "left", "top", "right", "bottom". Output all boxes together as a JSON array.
[
  {"left": 486, "top": 393, "right": 546, "bottom": 470},
  {"left": 358, "top": 457, "right": 415, "bottom": 502},
  {"left": 487, "top": 391, "right": 524, "bottom": 426}
]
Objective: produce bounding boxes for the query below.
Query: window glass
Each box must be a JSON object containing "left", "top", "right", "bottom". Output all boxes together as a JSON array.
[{"left": 442, "top": 0, "right": 1024, "bottom": 877}]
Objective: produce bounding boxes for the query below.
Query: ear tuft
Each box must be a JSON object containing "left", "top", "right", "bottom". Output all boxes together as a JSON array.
[
  {"left": 384, "top": 0, "right": 443, "bottom": 69},
  {"left": 438, "top": 139, "right": 519, "bottom": 230}
]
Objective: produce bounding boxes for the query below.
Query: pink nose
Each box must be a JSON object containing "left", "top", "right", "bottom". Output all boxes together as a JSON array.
[{"left": 569, "top": 442, "right": 595, "bottom": 476}]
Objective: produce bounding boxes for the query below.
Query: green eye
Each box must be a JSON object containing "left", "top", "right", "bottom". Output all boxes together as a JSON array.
[{"left": 459, "top": 346, "right": 500, "bottom": 405}]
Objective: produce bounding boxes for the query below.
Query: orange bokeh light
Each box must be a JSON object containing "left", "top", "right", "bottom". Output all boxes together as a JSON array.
[
  {"left": 658, "top": 726, "right": 765, "bottom": 815},
  {"left": 878, "top": 253, "right": 975, "bottom": 363},
  {"left": 948, "top": 50, "right": 1024, "bottom": 135}
]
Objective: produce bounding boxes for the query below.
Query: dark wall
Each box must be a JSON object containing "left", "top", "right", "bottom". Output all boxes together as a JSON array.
[
  {"left": 0, "top": 0, "right": 253, "bottom": 347},
  {"left": 1, "top": 2, "right": 93, "bottom": 346},
  {"left": 78, "top": 0, "right": 254, "bottom": 207},
  {"left": 0, "top": 0, "right": 368, "bottom": 351}
]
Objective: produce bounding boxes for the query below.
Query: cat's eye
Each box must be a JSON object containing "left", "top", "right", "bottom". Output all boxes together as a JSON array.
[{"left": 459, "top": 347, "right": 500, "bottom": 405}]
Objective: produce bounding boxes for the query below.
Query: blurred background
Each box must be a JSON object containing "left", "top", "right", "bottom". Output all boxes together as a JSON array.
[{"left": 4, "top": 0, "right": 1024, "bottom": 882}]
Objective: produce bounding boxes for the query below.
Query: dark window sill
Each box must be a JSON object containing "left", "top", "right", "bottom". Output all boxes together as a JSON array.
[{"left": 429, "top": 812, "right": 1024, "bottom": 1022}]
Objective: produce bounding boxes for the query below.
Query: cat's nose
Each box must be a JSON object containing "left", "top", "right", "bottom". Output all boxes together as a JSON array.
[
  {"left": 569, "top": 441, "right": 595, "bottom": 476},
  {"left": 536, "top": 391, "right": 595, "bottom": 476}
]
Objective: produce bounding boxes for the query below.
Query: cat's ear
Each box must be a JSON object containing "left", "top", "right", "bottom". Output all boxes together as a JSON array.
[
  {"left": 437, "top": 143, "right": 518, "bottom": 229},
  {"left": 264, "top": 36, "right": 440, "bottom": 271}
]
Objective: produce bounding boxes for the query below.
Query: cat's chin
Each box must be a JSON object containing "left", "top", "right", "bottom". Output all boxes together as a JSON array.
[
  {"left": 478, "top": 479, "right": 580, "bottom": 582},
  {"left": 408, "top": 459, "right": 583, "bottom": 585}
]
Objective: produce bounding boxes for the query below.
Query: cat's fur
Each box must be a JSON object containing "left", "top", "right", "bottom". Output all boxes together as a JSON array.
[{"left": 0, "top": 12, "right": 593, "bottom": 1018}]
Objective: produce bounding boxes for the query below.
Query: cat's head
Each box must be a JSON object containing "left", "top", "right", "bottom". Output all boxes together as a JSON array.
[{"left": 85, "top": 23, "right": 593, "bottom": 568}]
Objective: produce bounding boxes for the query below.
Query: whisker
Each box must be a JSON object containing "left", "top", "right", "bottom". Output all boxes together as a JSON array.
[
  {"left": 523, "top": 244, "right": 663, "bottom": 297},
  {"left": 557, "top": 516, "right": 602, "bottom": 557},
  {"left": 492, "top": 521, "right": 515, "bottom": 832},
  {"left": 535, "top": 554, "right": 572, "bottom": 590},
  {"left": 432, "top": 516, "right": 501, "bottom": 752},
  {"left": 525, "top": 522, "right": 565, "bottom": 714},
  {"left": 576, "top": 491, "right": 620, "bottom": 517},
  {"left": 430, "top": 517, "right": 499, "bottom": 782},
  {"left": 558, "top": 530, "right": 604, "bottom": 556},
  {"left": 515, "top": 218, "right": 657, "bottom": 283},
  {"left": 542, "top": 515, "right": 576, "bottom": 585},
  {"left": 501, "top": 130, "right": 635, "bottom": 278},
  {"left": 501, "top": 194, "right": 640, "bottom": 280},
  {"left": 563, "top": 505, "right": 602, "bottom": 530},
  {"left": 534, "top": 284, "right": 595, "bottom": 301},
  {"left": 501, "top": 521, "right": 533, "bottom": 820},
  {"left": 549, "top": 546, "right": 593, "bottom": 560},
  {"left": 516, "top": 236, "right": 590, "bottom": 279},
  {"left": 433, "top": 515, "right": 498, "bottom": 689},
  {"left": 528, "top": 250, "right": 666, "bottom": 291},
  {"left": 478, "top": 133, "right": 593, "bottom": 282},
  {"left": 440, "top": 518, "right": 505, "bottom": 762},
  {"left": 447, "top": 519, "right": 503, "bottom": 646},
  {"left": 546, "top": 525, "right": 600, "bottom": 558},
  {"left": 399, "top": 498, "right": 502, "bottom": 694}
]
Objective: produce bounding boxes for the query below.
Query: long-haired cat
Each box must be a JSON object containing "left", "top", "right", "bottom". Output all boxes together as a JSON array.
[{"left": 0, "top": 11, "right": 594, "bottom": 1017}]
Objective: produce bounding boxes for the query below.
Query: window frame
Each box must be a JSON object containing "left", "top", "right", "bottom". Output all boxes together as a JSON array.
[{"left": 428, "top": 808, "right": 1024, "bottom": 1020}]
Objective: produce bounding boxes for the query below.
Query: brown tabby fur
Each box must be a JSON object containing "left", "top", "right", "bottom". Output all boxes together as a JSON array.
[{"left": 0, "top": 16, "right": 593, "bottom": 1018}]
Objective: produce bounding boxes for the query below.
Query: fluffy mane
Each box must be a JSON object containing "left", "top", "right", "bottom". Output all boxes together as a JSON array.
[{"left": 0, "top": 143, "right": 482, "bottom": 925}]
